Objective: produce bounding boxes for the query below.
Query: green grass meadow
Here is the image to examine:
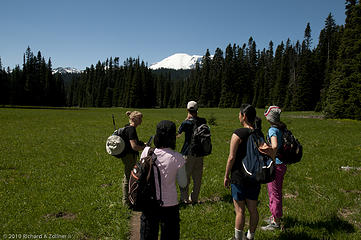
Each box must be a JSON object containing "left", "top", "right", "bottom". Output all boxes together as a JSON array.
[{"left": 0, "top": 107, "right": 360, "bottom": 239}]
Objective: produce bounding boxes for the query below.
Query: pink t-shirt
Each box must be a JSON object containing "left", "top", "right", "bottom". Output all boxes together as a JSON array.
[{"left": 141, "top": 147, "right": 185, "bottom": 207}]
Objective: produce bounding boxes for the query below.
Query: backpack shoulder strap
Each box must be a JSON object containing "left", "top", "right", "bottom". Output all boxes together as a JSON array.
[
  {"left": 189, "top": 118, "right": 198, "bottom": 132},
  {"left": 248, "top": 129, "right": 263, "bottom": 148},
  {"left": 116, "top": 125, "right": 130, "bottom": 136},
  {"left": 148, "top": 147, "right": 163, "bottom": 206},
  {"left": 147, "top": 147, "right": 155, "bottom": 156}
]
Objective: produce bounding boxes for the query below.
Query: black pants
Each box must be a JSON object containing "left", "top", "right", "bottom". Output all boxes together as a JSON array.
[{"left": 140, "top": 205, "right": 180, "bottom": 240}]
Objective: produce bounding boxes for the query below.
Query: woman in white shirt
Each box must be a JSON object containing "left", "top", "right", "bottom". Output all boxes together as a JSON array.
[{"left": 140, "top": 120, "right": 187, "bottom": 240}]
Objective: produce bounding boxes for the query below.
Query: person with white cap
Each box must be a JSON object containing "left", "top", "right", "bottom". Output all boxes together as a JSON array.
[
  {"left": 262, "top": 106, "right": 287, "bottom": 230},
  {"left": 177, "top": 101, "right": 207, "bottom": 204}
]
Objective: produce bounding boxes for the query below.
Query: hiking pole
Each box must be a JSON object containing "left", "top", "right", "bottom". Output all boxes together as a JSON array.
[
  {"left": 146, "top": 135, "right": 154, "bottom": 146},
  {"left": 112, "top": 114, "right": 117, "bottom": 131}
]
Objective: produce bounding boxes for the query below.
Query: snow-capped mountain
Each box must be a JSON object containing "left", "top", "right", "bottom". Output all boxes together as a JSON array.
[
  {"left": 52, "top": 67, "right": 82, "bottom": 74},
  {"left": 150, "top": 53, "right": 203, "bottom": 70}
]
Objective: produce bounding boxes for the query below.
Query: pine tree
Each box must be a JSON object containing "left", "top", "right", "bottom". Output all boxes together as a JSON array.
[
  {"left": 283, "top": 39, "right": 295, "bottom": 109},
  {"left": 292, "top": 23, "right": 315, "bottom": 110},
  {"left": 253, "top": 49, "right": 266, "bottom": 108},
  {"left": 316, "top": 13, "right": 342, "bottom": 111},
  {"left": 199, "top": 49, "right": 212, "bottom": 107},
  {"left": 264, "top": 41, "right": 274, "bottom": 106},
  {"left": 244, "top": 37, "right": 257, "bottom": 104},
  {"left": 271, "top": 42, "right": 285, "bottom": 105},
  {"left": 0, "top": 57, "right": 9, "bottom": 105},
  {"left": 209, "top": 48, "right": 224, "bottom": 106},
  {"left": 325, "top": 0, "right": 361, "bottom": 119},
  {"left": 219, "top": 44, "right": 235, "bottom": 107}
]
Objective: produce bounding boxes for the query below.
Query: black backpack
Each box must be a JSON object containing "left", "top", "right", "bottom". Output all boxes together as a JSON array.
[
  {"left": 241, "top": 130, "right": 275, "bottom": 184},
  {"left": 111, "top": 126, "right": 130, "bottom": 158},
  {"left": 128, "top": 148, "right": 163, "bottom": 211},
  {"left": 276, "top": 128, "right": 303, "bottom": 164},
  {"left": 189, "top": 118, "right": 212, "bottom": 157}
]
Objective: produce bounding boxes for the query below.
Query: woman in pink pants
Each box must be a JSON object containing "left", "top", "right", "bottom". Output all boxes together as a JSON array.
[{"left": 262, "top": 106, "right": 287, "bottom": 230}]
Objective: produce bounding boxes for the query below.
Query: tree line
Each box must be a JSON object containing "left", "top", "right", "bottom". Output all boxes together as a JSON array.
[
  {"left": 0, "top": 1, "right": 360, "bottom": 119},
  {"left": 0, "top": 47, "right": 65, "bottom": 106}
]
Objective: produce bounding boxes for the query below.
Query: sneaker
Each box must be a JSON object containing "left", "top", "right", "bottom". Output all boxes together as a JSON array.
[
  {"left": 264, "top": 215, "right": 274, "bottom": 224},
  {"left": 243, "top": 232, "right": 254, "bottom": 240},
  {"left": 228, "top": 235, "right": 249, "bottom": 240},
  {"left": 243, "top": 237, "right": 254, "bottom": 240},
  {"left": 261, "top": 222, "right": 280, "bottom": 231}
]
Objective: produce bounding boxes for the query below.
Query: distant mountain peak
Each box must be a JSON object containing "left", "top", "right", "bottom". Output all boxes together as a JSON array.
[
  {"left": 150, "top": 53, "right": 203, "bottom": 70},
  {"left": 52, "top": 67, "right": 82, "bottom": 74}
]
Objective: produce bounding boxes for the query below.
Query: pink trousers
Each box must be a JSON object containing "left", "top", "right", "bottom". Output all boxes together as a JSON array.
[{"left": 267, "top": 164, "right": 287, "bottom": 219}]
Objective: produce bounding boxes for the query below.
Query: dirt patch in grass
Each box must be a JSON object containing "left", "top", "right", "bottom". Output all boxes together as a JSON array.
[
  {"left": 43, "top": 212, "right": 77, "bottom": 221},
  {"left": 100, "top": 183, "right": 113, "bottom": 188},
  {"left": 284, "top": 191, "right": 299, "bottom": 199},
  {"left": 288, "top": 115, "right": 325, "bottom": 119},
  {"left": 340, "top": 189, "right": 361, "bottom": 194},
  {"left": 198, "top": 196, "right": 222, "bottom": 204},
  {"left": 130, "top": 211, "right": 141, "bottom": 240},
  {"left": 338, "top": 208, "right": 361, "bottom": 230},
  {"left": 0, "top": 166, "right": 17, "bottom": 171}
]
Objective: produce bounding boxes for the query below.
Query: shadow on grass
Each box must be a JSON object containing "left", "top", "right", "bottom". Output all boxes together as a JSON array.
[
  {"left": 183, "top": 195, "right": 357, "bottom": 240},
  {"left": 277, "top": 231, "right": 320, "bottom": 240},
  {"left": 277, "top": 214, "right": 355, "bottom": 240},
  {"left": 179, "top": 194, "right": 232, "bottom": 209}
]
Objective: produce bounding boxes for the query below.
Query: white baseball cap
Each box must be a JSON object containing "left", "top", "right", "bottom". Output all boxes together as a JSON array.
[{"left": 187, "top": 101, "right": 198, "bottom": 111}]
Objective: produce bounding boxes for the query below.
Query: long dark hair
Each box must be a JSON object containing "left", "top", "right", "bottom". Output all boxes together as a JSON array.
[
  {"left": 154, "top": 120, "right": 176, "bottom": 150},
  {"left": 272, "top": 121, "right": 287, "bottom": 130}
]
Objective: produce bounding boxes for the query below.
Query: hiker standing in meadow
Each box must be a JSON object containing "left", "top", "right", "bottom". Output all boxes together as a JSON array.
[
  {"left": 262, "top": 106, "right": 287, "bottom": 230},
  {"left": 121, "top": 111, "right": 146, "bottom": 206},
  {"left": 140, "top": 120, "right": 187, "bottom": 240},
  {"left": 224, "top": 104, "right": 262, "bottom": 240},
  {"left": 178, "top": 101, "right": 207, "bottom": 204}
]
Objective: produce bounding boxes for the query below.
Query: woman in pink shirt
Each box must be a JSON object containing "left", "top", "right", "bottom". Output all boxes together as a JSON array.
[{"left": 140, "top": 120, "right": 187, "bottom": 240}]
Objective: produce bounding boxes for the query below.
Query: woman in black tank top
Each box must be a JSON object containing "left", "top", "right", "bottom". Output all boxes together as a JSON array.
[{"left": 224, "top": 104, "right": 260, "bottom": 240}]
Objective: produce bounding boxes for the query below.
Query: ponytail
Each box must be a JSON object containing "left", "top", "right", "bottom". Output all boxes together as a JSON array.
[
  {"left": 240, "top": 104, "right": 256, "bottom": 127},
  {"left": 125, "top": 110, "right": 143, "bottom": 124}
]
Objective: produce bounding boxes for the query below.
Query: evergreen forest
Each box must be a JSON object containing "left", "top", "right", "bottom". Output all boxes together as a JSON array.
[{"left": 0, "top": 1, "right": 360, "bottom": 120}]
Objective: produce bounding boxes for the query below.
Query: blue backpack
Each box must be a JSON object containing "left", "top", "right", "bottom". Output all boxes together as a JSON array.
[{"left": 241, "top": 130, "right": 275, "bottom": 184}]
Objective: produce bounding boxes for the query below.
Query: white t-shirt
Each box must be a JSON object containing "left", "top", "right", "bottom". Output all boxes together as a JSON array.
[{"left": 141, "top": 147, "right": 186, "bottom": 207}]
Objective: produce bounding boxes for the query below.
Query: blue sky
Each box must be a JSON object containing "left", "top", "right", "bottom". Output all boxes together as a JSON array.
[{"left": 1, "top": 0, "right": 346, "bottom": 70}]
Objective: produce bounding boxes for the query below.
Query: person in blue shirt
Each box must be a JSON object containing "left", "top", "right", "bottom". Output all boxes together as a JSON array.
[
  {"left": 177, "top": 101, "right": 206, "bottom": 204},
  {"left": 262, "top": 106, "right": 287, "bottom": 231}
]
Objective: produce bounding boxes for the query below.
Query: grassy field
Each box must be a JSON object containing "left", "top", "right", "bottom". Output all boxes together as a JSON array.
[{"left": 0, "top": 107, "right": 360, "bottom": 240}]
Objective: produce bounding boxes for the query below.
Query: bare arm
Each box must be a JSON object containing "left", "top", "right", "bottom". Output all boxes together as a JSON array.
[
  {"left": 270, "top": 136, "right": 278, "bottom": 157},
  {"left": 130, "top": 139, "right": 145, "bottom": 152},
  {"left": 224, "top": 134, "right": 241, "bottom": 188}
]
